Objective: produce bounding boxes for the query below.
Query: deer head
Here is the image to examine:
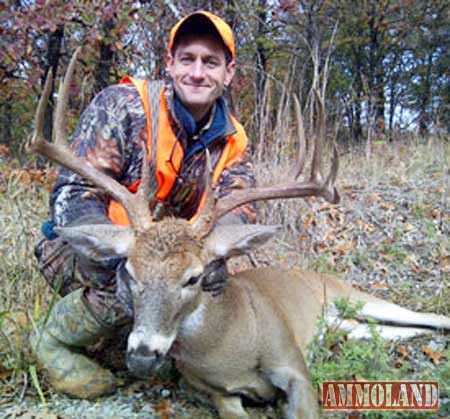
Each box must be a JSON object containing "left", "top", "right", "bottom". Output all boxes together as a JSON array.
[{"left": 32, "top": 49, "right": 339, "bottom": 378}]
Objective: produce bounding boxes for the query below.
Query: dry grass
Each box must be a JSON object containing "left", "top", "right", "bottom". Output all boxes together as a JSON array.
[
  {"left": 252, "top": 137, "right": 449, "bottom": 313},
  {"left": 0, "top": 161, "right": 54, "bottom": 401}
]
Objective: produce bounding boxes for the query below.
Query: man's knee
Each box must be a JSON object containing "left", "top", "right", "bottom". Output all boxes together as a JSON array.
[{"left": 34, "top": 237, "right": 81, "bottom": 296}]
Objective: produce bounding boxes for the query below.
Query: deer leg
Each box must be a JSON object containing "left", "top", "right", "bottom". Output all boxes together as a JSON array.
[
  {"left": 358, "top": 300, "right": 450, "bottom": 330},
  {"left": 268, "top": 366, "right": 319, "bottom": 419},
  {"left": 335, "top": 319, "right": 435, "bottom": 340},
  {"left": 179, "top": 368, "right": 249, "bottom": 419},
  {"left": 211, "top": 394, "right": 250, "bottom": 419}
]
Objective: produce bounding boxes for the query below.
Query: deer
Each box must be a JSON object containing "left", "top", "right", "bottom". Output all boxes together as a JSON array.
[{"left": 31, "top": 49, "right": 450, "bottom": 419}]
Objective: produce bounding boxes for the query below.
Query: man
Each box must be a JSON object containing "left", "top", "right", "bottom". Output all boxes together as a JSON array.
[{"left": 31, "top": 11, "right": 257, "bottom": 399}]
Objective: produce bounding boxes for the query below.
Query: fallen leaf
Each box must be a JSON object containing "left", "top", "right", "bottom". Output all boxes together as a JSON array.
[
  {"left": 429, "top": 209, "right": 441, "bottom": 219},
  {"left": 12, "top": 169, "right": 32, "bottom": 185},
  {"left": 0, "top": 144, "right": 10, "bottom": 156},
  {"left": 370, "top": 282, "right": 389, "bottom": 290},
  {"left": 124, "top": 381, "right": 149, "bottom": 395},
  {"left": 367, "top": 193, "right": 381, "bottom": 204},
  {"left": 314, "top": 242, "right": 329, "bottom": 253},
  {"left": 380, "top": 201, "right": 396, "bottom": 210},
  {"left": 155, "top": 400, "right": 173, "bottom": 419},
  {"left": 303, "top": 214, "right": 317, "bottom": 229},
  {"left": 298, "top": 233, "right": 309, "bottom": 242},
  {"left": 422, "top": 345, "right": 446, "bottom": 365},
  {"left": 403, "top": 223, "right": 414, "bottom": 232},
  {"left": 397, "top": 344, "right": 410, "bottom": 359},
  {"left": 394, "top": 360, "right": 404, "bottom": 368},
  {"left": 14, "top": 311, "right": 29, "bottom": 328},
  {"left": 440, "top": 255, "right": 450, "bottom": 273},
  {"left": 407, "top": 255, "right": 424, "bottom": 274},
  {"left": 0, "top": 364, "right": 12, "bottom": 380},
  {"left": 334, "top": 240, "right": 356, "bottom": 255}
]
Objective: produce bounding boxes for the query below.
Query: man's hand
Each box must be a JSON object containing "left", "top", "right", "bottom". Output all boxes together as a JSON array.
[{"left": 201, "top": 258, "right": 228, "bottom": 296}]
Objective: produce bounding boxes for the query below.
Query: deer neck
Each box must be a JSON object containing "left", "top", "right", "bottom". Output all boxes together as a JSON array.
[
  {"left": 174, "top": 282, "right": 248, "bottom": 358},
  {"left": 178, "top": 291, "right": 227, "bottom": 342}
]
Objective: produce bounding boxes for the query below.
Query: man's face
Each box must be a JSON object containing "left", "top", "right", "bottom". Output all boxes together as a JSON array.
[{"left": 167, "top": 34, "right": 235, "bottom": 120}]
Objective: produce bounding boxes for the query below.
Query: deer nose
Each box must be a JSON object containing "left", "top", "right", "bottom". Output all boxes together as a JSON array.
[{"left": 126, "top": 344, "right": 163, "bottom": 378}]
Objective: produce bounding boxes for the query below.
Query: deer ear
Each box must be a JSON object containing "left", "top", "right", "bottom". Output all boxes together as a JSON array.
[
  {"left": 54, "top": 224, "right": 135, "bottom": 262},
  {"left": 203, "top": 224, "right": 280, "bottom": 260}
]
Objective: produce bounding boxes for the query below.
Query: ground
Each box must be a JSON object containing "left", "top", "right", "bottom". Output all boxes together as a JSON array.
[{"left": 0, "top": 138, "right": 448, "bottom": 418}]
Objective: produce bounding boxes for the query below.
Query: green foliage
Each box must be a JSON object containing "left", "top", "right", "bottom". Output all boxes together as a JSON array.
[
  {"left": 309, "top": 252, "right": 340, "bottom": 274},
  {"left": 380, "top": 243, "right": 409, "bottom": 263},
  {"left": 308, "top": 300, "right": 399, "bottom": 386},
  {"left": 309, "top": 313, "right": 448, "bottom": 418},
  {"left": 334, "top": 298, "right": 364, "bottom": 319}
]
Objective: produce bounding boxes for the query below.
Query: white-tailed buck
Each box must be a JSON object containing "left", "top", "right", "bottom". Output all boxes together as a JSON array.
[{"left": 32, "top": 49, "right": 450, "bottom": 419}]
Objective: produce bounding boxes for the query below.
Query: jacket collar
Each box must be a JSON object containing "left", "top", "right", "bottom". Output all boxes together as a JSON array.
[{"left": 164, "top": 82, "right": 236, "bottom": 159}]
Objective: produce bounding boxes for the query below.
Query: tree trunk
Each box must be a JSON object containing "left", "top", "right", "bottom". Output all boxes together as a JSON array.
[
  {"left": 43, "top": 25, "right": 64, "bottom": 142},
  {"left": 367, "top": 1, "right": 386, "bottom": 138},
  {"left": 94, "top": 19, "right": 116, "bottom": 95},
  {"left": 418, "top": 53, "right": 433, "bottom": 136},
  {"left": 0, "top": 101, "right": 12, "bottom": 146},
  {"left": 255, "top": 0, "right": 268, "bottom": 131}
]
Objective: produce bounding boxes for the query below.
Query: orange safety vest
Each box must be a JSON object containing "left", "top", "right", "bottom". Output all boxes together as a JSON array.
[{"left": 108, "top": 77, "right": 248, "bottom": 225}]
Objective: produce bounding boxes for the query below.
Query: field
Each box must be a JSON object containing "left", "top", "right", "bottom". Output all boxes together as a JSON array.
[{"left": 0, "top": 138, "right": 448, "bottom": 418}]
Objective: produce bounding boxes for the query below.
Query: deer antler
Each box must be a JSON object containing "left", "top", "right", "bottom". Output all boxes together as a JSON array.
[
  {"left": 32, "top": 48, "right": 153, "bottom": 229},
  {"left": 193, "top": 91, "right": 340, "bottom": 238}
]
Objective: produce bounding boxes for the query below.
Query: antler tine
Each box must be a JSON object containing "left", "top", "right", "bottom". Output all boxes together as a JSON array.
[
  {"left": 137, "top": 140, "right": 150, "bottom": 199},
  {"left": 311, "top": 87, "right": 340, "bottom": 203},
  {"left": 31, "top": 48, "right": 151, "bottom": 226},
  {"left": 53, "top": 47, "right": 81, "bottom": 146},
  {"left": 134, "top": 139, "right": 155, "bottom": 228},
  {"left": 310, "top": 88, "right": 324, "bottom": 184},
  {"left": 33, "top": 67, "right": 53, "bottom": 145},
  {"left": 191, "top": 150, "right": 216, "bottom": 238},
  {"left": 293, "top": 94, "right": 307, "bottom": 180},
  {"left": 323, "top": 143, "right": 340, "bottom": 203},
  {"left": 208, "top": 90, "right": 340, "bottom": 225}
]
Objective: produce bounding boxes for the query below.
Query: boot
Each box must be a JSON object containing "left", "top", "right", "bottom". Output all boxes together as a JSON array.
[{"left": 30, "top": 288, "right": 116, "bottom": 399}]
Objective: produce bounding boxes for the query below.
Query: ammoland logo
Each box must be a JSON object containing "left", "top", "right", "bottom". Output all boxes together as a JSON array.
[{"left": 322, "top": 381, "right": 439, "bottom": 411}]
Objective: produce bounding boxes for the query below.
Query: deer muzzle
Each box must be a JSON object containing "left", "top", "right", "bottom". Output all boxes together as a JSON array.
[{"left": 126, "top": 328, "right": 176, "bottom": 378}]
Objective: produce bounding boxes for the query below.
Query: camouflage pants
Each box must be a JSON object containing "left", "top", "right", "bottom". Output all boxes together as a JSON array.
[{"left": 34, "top": 238, "right": 131, "bottom": 326}]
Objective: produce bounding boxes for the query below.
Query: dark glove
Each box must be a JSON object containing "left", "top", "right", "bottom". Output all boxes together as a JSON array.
[{"left": 201, "top": 258, "right": 228, "bottom": 296}]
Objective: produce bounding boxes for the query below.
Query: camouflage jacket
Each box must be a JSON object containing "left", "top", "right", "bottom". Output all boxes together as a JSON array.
[{"left": 50, "top": 81, "right": 257, "bottom": 228}]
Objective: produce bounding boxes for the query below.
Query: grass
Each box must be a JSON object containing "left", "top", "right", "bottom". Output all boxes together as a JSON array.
[
  {"left": 308, "top": 299, "right": 449, "bottom": 418},
  {"left": 0, "top": 160, "right": 53, "bottom": 402},
  {"left": 309, "top": 320, "right": 449, "bottom": 418},
  {"left": 0, "top": 137, "right": 449, "bottom": 416}
]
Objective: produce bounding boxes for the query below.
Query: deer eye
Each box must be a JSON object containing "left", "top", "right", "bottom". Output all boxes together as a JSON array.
[{"left": 182, "top": 275, "right": 201, "bottom": 288}]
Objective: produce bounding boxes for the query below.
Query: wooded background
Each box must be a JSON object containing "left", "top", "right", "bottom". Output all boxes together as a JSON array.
[{"left": 1, "top": 0, "right": 449, "bottom": 157}]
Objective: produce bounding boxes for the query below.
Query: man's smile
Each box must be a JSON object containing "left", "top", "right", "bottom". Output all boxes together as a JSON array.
[{"left": 183, "top": 82, "right": 210, "bottom": 89}]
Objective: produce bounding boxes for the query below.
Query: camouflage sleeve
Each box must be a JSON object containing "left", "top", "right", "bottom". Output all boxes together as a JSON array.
[
  {"left": 216, "top": 149, "right": 259, "bottom": 225},
  {"left": 50, "top": 84, "right": 146, "bottom": 227}
]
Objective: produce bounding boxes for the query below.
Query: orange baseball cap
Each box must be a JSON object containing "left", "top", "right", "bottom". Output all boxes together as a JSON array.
[{"left": 168, "top": 11, "right": 236, "bottom": 60}]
